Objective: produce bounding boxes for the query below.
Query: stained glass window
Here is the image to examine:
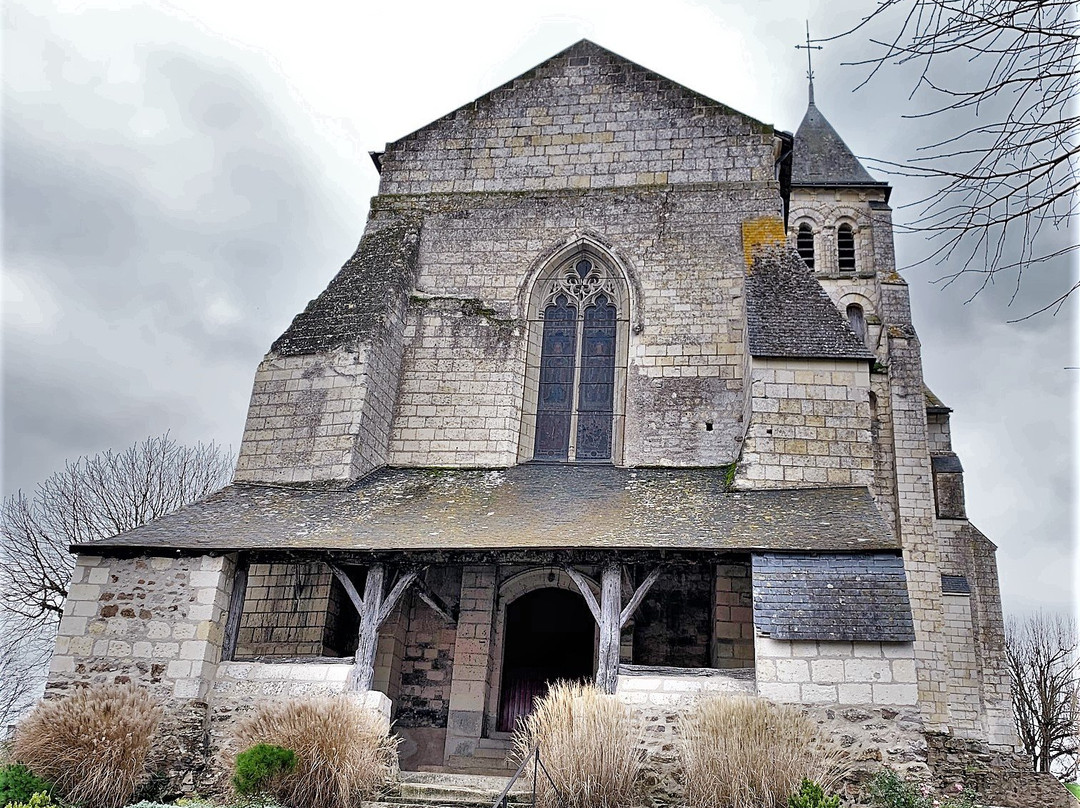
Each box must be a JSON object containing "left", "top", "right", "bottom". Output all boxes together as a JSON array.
[{"left": 531, "top": 256, "right": 622, "bottom": 463}]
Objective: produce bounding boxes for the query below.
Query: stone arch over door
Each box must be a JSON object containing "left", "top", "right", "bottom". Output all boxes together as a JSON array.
[{"left": 485, "top": 568, "right": 600, "bottom": 735}]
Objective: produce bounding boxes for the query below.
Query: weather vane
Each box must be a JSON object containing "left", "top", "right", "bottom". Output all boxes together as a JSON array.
[{"left": 794, "top": 21, "right": 823, "bottom": 105}]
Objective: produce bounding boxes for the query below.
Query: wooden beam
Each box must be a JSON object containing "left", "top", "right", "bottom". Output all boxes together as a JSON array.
[
  {"left": 377, "top": 570, "right": 418, "bottom": 626},
  {"left": 596, "top": 561, "right": 622, "bottom": 694},
  {"left": 329, "top": 563, "right": 365, "bottom": 615},
  {"left": 350, "top": 563, "right": 385, "bottom": 692},
  {"left": 221, "top": 553, "right": 249, "bottom": 662},
  {"left": 620, "top": 566, "right": 663, "bottom": 629},
  {"left": 563, "top": 565, "right": 601, "bottom": 623},
  {"left": 415, "top": 576, "right": 457, "bottom": 624}
]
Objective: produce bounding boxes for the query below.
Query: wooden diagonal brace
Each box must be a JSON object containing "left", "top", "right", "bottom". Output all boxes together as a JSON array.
[
  {"left": 620, "top": 566, "right": 663, "bottom": 629},
  {"left": 415, "top": 576, "right": 457, "bottom": 624},
  {"left": 329, "top": 563, "right": 365, "bottom": 616},
  {"left": 377, "top": 570, "right": 419, "bottom": 626},
  {"left": 563, "top": 565, "right": 601, "bottom": 624}
]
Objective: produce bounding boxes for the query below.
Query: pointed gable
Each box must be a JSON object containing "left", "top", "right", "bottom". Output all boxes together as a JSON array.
[
  {"left": 377, "top": 40, "right": 780, "bottom": 195},
  {"left": 791, "top": 102, "right": 885, "bottom": 188}
]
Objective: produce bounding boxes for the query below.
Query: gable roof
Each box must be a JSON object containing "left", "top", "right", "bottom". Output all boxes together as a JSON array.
[
  {"left": 791, "top": 102, "right": 887, "bottom": 189},
  {"left": 73, "top": 465, "right": 897, "bottom": 555},
  {"left": 388, "top": 39, "right": 772, "bottom": 150},
  {"left": 745, "top": 245, "right": 875, "bottom": 361}
]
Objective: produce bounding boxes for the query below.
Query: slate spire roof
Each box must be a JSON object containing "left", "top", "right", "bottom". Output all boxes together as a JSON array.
[{"left": 791, "top": 100, "right": 888, "bottom": 189}]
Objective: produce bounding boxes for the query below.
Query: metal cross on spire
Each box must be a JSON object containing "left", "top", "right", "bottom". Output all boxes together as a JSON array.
[{"left": 794, "top": 21, "right": 823, "bottom": 106}]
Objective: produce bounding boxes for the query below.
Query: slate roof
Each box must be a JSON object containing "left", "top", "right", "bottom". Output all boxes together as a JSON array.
[
  {"left": 746, "top": 246, "right": 875, "bottom": 361},
  {"left": 931, "top": 454, "right": 964, "bottom": 473},
  {"left": 73, "top": 465, "right": 897, "bottom": 554},
  {"left": 924, "top": 386, "right": 951, "bottom": 413},
  {"left": 752, "top": 552, "right": 916, "bottom": 642},
  {"left": 791, "top": 102, "right": 887, "bottom": 189},
  {"left": 941, "top": 574, "right": 971, "bottom": 595},
  {"left": 271, "top": 216, "right": 420, "bottom": 356}
]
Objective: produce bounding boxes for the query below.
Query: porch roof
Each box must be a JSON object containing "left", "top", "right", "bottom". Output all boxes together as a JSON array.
[{"left": 73, "top": 465, "right": 897, "bottom": 554}]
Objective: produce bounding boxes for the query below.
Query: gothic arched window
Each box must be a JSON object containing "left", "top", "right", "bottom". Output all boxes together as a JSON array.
[
  {"left": 796, "top": 223, "right": 815, "bottom": 269},
  {"left": 528, "top": 254, "right": 626, "bottom": 463},
  {"left": 837, "top": 223, "right": 856, "bottom": 271}
]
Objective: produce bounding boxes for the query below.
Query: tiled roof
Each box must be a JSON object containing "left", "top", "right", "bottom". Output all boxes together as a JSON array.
[
  {"left": 924, "top": 385, "right": 951, "bottom": 413},
  {"left": 931, "top": 454, "right": 964, "bottom": 473},
  {"left": 791, "top": 103, "right": 885, "bottom": 188},
  {"left": 752, "top": 552, "right": 916, "bottom": 642},
  {"left": 271, "top": 216, "right": 420, "bottom": 356},
  {"left": 73, "top": 465, "right": 897, "bottom": 554},
  {"left": 746, "top": 246, "right": 875, "bottom": 361}
]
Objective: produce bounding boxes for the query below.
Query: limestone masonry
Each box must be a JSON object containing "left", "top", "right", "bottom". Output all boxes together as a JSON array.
[{"left": 48, "top": 39, "right": 1043, "bottom": 802}]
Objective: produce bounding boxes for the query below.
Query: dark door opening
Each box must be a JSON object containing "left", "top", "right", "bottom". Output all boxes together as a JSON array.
[{"left": 497, "top": 587, "right": 594, "bottom": 732}]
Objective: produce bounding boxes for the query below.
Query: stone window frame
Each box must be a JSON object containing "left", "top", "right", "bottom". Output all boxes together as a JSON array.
[
  {"left": 517, "top": 240, "right": 633, "bottom": 465},
  {"left": 483, "top": 567, "right": 600, "bottom": 739},
  {"left": 838, "top": 291, "right": 878, "bottom": 352}
]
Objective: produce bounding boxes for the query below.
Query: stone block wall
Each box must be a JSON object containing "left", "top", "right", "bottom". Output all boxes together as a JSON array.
[
  {"left": 374, "top": 183, "right": 779, "bottom": 469},
  {"left": 755, "top": 637, "right": 919, "bottom": 706},
  {"left": 712, "top": 560, "right": 755, "bottom": 668},
  {"left": 234, "top": 562, "right": 335, "bottom": 659},
  {"left": 394, "top": 568, "right": 461, "bottom": 728},
  {"left": 787, "top": 188, "right": 887, "bottom": 280},
  {"left": 378, "top": 42, "right": 776, "bottom": 197},
  {"left": 631, "top": 565, "right": 712, "bottom": 667},
  {"left": 738, "top": 357, "right": 874, "bottom": 487},
  {"left": 49, "top": 554, "right": 232, "bottom": 701}
]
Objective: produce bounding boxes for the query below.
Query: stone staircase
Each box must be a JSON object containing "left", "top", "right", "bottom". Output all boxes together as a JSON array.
[{"left": 364, "top": 771, "right": 531, "bottom": 808}]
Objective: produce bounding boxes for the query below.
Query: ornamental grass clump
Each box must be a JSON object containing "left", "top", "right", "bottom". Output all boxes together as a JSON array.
[
  {"left": 226, "top": 696, "right": 398, "bottom": 808},
  {"left": 679, "top": 695, "right": 846, "bottom": 808},
  {"left": 511, "top": 681, "right": 651, "bottom": 808},
  {"left": 11, "top": 684, "right": 162, "bottom": 808}
]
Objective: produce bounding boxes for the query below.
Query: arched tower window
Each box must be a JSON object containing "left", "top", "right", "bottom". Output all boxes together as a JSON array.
[
  {"left": 837, "top": 223, "right": 856, "bottom": 271},
  {"left": 796, "top": 223, "right": 815, "bottom": 269},
  {"left": 526, "top": 253, "right": 627, "bottom": 463},
  {"left": 847, "top": 303, "right": 867, "bottom": 344}
]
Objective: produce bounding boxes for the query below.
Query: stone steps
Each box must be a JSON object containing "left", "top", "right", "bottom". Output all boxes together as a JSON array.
[{"left": 364, "top": 771, "right": 531, "bottom": 808}]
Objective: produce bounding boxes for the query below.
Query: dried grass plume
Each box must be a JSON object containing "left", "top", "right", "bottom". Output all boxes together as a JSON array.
[
  {"left": 512, "top": 681, "right": 651, "bottom": 808},
  {"left": 12, "top": 683, "right": 163, "bottom": 808},
  {"left": 226, "top": 695, "right": 399, "bottom": 808},
  {"left": 679, "top": 695, "right": 847, "bottom": 808}
]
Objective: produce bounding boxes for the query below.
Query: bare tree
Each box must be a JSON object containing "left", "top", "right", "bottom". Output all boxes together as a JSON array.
[
  {"left": 0, "top": 433, "right": 234, "bottom": 630},
  {"left": 829, "top": 0, "right": 1078, "bottom": 316},
  {"left": 1005, "top": 612, "right": 1079, "bottom": 780}
]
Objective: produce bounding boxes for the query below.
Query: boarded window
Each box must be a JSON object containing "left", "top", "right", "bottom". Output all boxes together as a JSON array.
[{"left": 847, "top": 303, "right": 867, "bottom": 343}]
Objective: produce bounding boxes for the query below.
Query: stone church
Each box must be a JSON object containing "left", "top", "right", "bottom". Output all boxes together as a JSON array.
[{"left": 49, "top": 40, "right": 1017, "bottom": 779}]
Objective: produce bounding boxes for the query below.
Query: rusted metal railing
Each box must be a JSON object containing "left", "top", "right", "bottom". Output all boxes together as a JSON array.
[{"left": 491, "top": 746, "right": 568, "bottom": 808}]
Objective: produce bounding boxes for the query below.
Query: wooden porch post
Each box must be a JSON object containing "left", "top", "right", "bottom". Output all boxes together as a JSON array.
[
  {"left": 221, "top": 553, "right": 249, "bottom": 662},
  {"left": 596, "top": 561, "right": 622, "bottom": 694},
  {"left": 350, "top": 563, "right": 385, "bottom": 692}
]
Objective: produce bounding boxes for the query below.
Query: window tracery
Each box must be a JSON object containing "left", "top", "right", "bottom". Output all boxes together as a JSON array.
[{"left": 529, "top": 255, "right": 625, "bottom": 463}]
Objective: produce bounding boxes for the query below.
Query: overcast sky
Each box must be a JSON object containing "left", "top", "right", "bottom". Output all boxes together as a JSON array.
[{"left": 3, "top": 0, "right": 1076, "bottom": 618}]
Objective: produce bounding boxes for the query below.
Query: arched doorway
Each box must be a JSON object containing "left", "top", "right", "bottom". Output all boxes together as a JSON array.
[{"left": 496, "top": 587, "right": 595, "bottom": 732}]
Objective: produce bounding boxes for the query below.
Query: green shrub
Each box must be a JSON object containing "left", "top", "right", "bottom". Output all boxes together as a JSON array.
[
  {"left": 865, "top": 770, "right": 978, "bottom": 808},
  {"left": 0, "top": 764, "right": 52, "bottom": 807},
  {"left": 232, "top": 745, "right": 296, "bottom": 796},
  {"left": 4, "top": 792, "right": 58, "bottom": 808},
  {"left": 789, "top": 779, "right": 840, "bottom": 808}
]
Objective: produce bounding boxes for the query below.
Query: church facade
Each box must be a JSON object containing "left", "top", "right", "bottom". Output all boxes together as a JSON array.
[{"left": 49, "top": 40, "right": 1016, "bottom": 777}]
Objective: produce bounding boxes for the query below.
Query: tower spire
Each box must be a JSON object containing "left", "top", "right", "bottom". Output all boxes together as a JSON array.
[{"left": 795, "top": 21, "right": 823, "bottom": 106}]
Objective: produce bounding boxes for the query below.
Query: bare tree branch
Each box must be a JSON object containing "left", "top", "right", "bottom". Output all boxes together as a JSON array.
[
  {"left": 827, "top": 0, "right": 1078, "bottom": 314},
  {"left": 1005, "top": 612, "right": 1079, "bottom": 780},
  {"left": 0, "top": 433, "right": 234, "bottom": 632}
]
